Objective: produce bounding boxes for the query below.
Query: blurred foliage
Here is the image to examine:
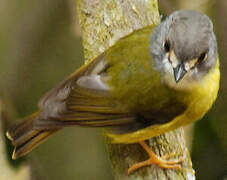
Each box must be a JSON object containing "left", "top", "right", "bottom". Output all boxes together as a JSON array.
[
  {"left": 0, "top": 0, "right": 226, "bottom": 180},
  {"left": 0, "top": 0, "right": 112, "bottom": 180},
  {"left": 0, "top": 101, "right": 30, "bottom": 180}
]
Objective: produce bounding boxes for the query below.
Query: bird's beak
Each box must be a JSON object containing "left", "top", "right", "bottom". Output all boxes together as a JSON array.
[
  {"left": 169, "top": 50, "right": 187, "bottom": 83},
  {"left": 173, "top": 63, "right": 187, "bottom": 83}
]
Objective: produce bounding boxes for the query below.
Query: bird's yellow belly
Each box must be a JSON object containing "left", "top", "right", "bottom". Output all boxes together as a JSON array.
[{"left": 106, "top": 60, "right": 220, "bottom": 144}]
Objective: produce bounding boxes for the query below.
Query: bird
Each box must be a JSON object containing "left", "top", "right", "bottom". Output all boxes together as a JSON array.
[{"left": 6, "top": 10, "right": 220, "bottom": 174}]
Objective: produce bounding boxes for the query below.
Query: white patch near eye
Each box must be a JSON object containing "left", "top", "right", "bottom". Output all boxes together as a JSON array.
[
  {"left": 185, "top": 66, "right": 203, "bottom": 82},
  {"left": 163, "top": 54, "right": 169, "bottom": 64},
  {"left": 189, "top": 67, "right": 200, "bottom": 80},
  {"left": 169, "top": 50, "right": 179, "bottom": 68},
  {"left": 184, "top": 62, "right": 190, "bottom": 71},
  {"left": 171, "top": 60, "right": 178, "bottom": 69},
  {"left": 163, "top": 54, "right": 173, "bottom": 75}
]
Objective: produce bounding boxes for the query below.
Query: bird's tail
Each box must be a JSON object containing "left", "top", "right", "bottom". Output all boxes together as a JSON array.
[{"left": 6, "top": 112, "right": 59, "bottom": 159}]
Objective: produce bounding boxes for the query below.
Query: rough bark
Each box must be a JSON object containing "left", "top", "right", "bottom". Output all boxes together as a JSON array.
[{"left": 77, "top": 0, "right": 195, "bottom": 179}]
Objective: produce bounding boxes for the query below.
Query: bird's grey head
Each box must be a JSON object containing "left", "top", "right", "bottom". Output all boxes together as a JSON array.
[{"left": 150, "top": 10, "right": 218, "bottom": 87}]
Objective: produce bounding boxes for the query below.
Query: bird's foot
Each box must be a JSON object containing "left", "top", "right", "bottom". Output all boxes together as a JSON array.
[{"left": 128, "top": 141, "right": 184, "bottom": 174}]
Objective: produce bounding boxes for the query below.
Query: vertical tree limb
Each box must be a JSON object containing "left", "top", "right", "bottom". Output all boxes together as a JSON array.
[{"left": 77, "top": 0, "right": 195, "bottom": 179}]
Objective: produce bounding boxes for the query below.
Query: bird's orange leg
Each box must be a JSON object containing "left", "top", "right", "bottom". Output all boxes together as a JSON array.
[{"left": 128, "top": 141, "right": 184, "bottom": 174}]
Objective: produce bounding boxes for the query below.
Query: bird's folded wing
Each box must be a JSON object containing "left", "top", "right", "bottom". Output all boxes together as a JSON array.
[{"left": 35, "top": 53, "right": 135, "bottom": 130}]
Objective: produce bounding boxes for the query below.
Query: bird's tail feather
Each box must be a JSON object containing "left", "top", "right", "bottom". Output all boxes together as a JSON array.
[{"left": 6, "top": 112, "right": 59, "bottom": 159}]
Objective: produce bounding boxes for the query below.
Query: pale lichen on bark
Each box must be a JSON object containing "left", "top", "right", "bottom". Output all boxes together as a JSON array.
[
  {"left": 77, "top": 0, "right": 159, "bottom": 61},
  {"left": 77, "top": 0, "right": 195, "bottom": 179}
]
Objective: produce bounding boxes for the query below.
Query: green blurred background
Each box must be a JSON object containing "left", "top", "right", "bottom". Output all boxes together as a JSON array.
[{"left": 0, "top": 0, "right": 226, "bottom": 179}]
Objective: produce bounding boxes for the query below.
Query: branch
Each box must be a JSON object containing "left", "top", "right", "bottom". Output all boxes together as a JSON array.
[{"left": 77, "top": 0, "right": 195, "bottom": 179}]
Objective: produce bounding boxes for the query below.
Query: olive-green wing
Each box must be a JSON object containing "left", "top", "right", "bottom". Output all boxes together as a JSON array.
[{"left": 35, "top": 53, "right": 135, "bottom": 130}]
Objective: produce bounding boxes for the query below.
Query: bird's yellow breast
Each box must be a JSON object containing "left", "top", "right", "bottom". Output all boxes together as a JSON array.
[{"left": 106, "top": 59, "right": 220, "bottom": 144}]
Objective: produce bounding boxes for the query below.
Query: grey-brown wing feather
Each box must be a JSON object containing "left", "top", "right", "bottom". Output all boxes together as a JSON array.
[
  {"left": 35, "top": 53, "right": 135, "bottom": 130},
  {"left": 37, "top": 53, "right": 106, "bottom": 116}
]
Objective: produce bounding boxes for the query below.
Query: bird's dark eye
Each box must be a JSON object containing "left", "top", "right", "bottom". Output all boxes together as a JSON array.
[
  {"left": 163, "top": 40, "right": 170, "bottom": 52},
  {"left": 198, "top": 52, "right": 208, "bottom": 63}
]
